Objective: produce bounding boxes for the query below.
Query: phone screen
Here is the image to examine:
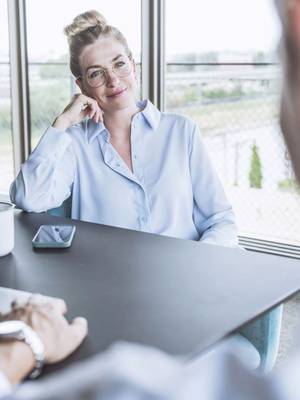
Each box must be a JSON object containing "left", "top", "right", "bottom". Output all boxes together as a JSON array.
[{"left": 33, "top": 225, "right": 76, "bottom": 247}]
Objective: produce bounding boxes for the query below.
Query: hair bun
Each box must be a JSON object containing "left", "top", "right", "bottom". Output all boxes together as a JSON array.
[{"left": 64, "top": 10, "right": 107, "bottom": 40}]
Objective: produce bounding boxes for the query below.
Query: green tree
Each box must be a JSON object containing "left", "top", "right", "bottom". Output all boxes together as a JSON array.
[{"left": 249, "top": 143, "right": 263, "bottom": 188}]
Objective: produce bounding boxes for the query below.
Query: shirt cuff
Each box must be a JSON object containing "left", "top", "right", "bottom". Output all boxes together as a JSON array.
[
  {"left": 200, "top": 223, "right": 239, "bottom": 248},
  {"left": 31, "top": 126, "right": 72, "bottom": 161},
  {"left": 0, "top": 372, "right": 12, "bottom": 398}
]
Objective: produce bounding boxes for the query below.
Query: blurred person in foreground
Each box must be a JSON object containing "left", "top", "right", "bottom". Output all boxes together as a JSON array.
[{"left": 2, "top": 0, "right": 300, "bottom": 398}]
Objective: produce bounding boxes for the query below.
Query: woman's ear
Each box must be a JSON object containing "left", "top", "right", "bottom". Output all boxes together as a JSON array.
[{"left": 76, "top": 78, "right": 86, "bottom": 95}]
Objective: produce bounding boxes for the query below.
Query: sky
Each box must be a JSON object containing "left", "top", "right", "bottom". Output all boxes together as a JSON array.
[
  {"left": 0, "top": 0, "right": 281, "bottom": 62},
  {"left": 166, "top": 0, "right": 281, "bottom": 55}
]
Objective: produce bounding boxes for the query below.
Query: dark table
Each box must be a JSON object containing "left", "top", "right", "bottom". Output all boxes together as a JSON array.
[{"left": 1, "top": 210, "right": 300, "bottom": 376}]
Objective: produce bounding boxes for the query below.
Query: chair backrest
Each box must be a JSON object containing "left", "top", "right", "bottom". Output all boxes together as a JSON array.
[
  {"left": 238, "top": 304, "right": 283, "bottom": 372},
  {"left": 47, "top": 196, "right": 72, "bottom": 218}
]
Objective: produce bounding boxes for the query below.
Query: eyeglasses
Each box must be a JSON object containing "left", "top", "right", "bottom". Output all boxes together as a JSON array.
[{"left": 78, "top": 58, "right": 132, "bottom": 88}]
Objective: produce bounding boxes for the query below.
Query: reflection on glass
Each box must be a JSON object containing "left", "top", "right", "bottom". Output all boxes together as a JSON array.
[{"left": 34, "top": 225, "right": 76, "bottom": 245}]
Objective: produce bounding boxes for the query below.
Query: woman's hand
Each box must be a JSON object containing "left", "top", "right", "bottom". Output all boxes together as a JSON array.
[{"left": 52, "top": 94, "right": 103, "bottom": 131}]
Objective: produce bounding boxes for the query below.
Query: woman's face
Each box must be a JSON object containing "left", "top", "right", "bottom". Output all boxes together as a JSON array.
[{"left": 77, "top": 37, "right": 137, "bottom": 113}]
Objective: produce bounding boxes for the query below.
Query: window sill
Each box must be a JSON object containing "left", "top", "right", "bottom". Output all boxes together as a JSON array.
[
  {"left": 0, "top": 193, "right": 10, "bottom": 202},
  {"left": 239, "top": 236, "right": 300, "bottom": 260}
]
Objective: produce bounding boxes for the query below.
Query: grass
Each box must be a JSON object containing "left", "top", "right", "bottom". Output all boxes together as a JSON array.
[{"left": 167, "top": 96, "right": 279, "bottom": 135}]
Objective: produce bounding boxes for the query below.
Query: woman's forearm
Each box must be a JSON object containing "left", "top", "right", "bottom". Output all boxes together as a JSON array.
[{"left": 10, "top": 127, "right": 74, "bottom": 212}]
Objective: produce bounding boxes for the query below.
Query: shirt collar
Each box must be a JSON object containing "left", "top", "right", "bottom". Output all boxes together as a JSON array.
[
  {"left": 86, "top": 99, "right": 161, "bottom": 144},
  {"left": 86, "top": 119, "right": 107, "bottom": 144},
  {"left": 137, "top": 99, "right": 161, "bottom": 130}
]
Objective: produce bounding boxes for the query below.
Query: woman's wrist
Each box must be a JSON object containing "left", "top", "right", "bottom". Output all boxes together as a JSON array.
[
  {"left": 0, "top": 341, "right": 35, "bottom": 386},
  {"left": 52, "top": 115, "right": 72, "bottom": 132}
]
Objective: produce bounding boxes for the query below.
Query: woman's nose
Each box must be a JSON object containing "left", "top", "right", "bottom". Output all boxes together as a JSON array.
[{"left": 105, "top": 70, "right": 119, "bottom": 86}]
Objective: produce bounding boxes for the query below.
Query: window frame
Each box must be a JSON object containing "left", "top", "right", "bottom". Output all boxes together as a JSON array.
[{"left": 5, "top": 0, "right": 300, "bottom": 256}]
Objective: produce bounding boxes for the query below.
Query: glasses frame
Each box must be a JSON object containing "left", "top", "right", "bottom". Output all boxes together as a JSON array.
[{"left": 77, "top": 56, "right": 133, "bottom": 88}]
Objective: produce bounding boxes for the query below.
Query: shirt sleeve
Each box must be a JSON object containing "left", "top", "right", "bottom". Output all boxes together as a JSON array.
[
  {"left": 10, "top": 126, "right": 75, "bottom": 213},
  {"left": 189, "top": 123, "right": 238, "bottom": 247},
  {"left": 0, "top": 372, "right": 12, "bottom": 398},
  {"left": 12, "top": 342, "right": 181, "bottom": 400}
]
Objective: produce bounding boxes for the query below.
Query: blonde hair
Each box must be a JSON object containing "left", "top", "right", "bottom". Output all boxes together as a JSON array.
[{"left": 64, "top": 10, "right": 132, "bottom": 78}]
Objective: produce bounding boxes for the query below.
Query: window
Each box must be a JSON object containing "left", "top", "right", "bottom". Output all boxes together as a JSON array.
[
  {"left": 165, "top": 0, "right": 300, "bottom": 246},
  {"left": 0, "top": 0, "right": 13, "bottom": 194},
  {"left": 25, "top": 0, "right": 141, "bottom": 148}
]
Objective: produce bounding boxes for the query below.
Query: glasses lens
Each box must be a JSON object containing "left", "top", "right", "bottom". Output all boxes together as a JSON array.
[
  {"left": 113, "top": 59, "right": 132, "bottom": 77},
  {"left": 87, "top": 69, "right": 106, "bottom": 88},
  {"left": 86, "top": 59, "right": 132, "bottom": 88}
]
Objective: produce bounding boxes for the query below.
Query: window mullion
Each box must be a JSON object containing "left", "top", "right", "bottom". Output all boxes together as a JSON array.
[
  {"left": 141, "top": 0, "right": 165, "bottom": 110},
  {"left": 7, "top": 0, "right": 31, "bottom": 175}
]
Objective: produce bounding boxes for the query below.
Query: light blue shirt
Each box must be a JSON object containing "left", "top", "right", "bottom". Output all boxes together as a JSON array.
[{"left": 10, "top": 100, "right": 238, "bottom": 246}]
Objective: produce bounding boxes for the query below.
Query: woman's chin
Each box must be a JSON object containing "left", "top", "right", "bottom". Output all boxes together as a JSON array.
[{"left": 104, "top": 97, "right": 136, "bottom": 112}]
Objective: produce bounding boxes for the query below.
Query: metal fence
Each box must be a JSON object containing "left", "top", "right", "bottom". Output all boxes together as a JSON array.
[{"left": 166, "top": 64, "right": 300, "bottom": 245}]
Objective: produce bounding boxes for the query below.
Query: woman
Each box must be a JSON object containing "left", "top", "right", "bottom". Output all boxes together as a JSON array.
[{"left": 10, "top": 10, "right": 237, "bottom": 247}]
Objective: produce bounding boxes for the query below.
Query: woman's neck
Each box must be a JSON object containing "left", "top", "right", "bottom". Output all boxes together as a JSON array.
[{"left": 103, "top": 103, "right": 140, "bottom": 141}]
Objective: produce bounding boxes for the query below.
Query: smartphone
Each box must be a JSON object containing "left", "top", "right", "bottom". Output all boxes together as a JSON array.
[{"left": 32, "top": 225, "right": 76, "bottom": 248}]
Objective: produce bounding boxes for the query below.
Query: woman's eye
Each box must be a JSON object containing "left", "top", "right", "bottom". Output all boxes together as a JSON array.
[
  {"left": 115, "top": 61, "right": 125, "bottom": 69},
  {"left": 90, "top": 70, "right": 104, "bottom": 79}
]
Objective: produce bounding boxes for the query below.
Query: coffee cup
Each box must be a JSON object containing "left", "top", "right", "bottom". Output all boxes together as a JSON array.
[{"left": 0, "top": 202, "right": 15, "bottom": 256}]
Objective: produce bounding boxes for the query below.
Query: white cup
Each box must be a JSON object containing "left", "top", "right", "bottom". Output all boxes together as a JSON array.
[{"left": 0, "top": 202, "right": 15, "bottom": 257}]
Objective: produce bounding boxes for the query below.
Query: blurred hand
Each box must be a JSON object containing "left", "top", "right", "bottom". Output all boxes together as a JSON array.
[
  {"left": 1, "top": 295, "right": 88, "bottom": 363},
  {"left": 52, "top": 93, "right": 103, "bottom": 131}
]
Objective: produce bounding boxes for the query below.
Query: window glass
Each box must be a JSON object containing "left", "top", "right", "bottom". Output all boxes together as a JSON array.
[
  {"left": 166, "top": 0, "right": 281, "bottom": 63},
  {"left": 26, "top": 0, "right": 141, "bottom": 148},
  {"left": 166, "top": 1, "right": 300, "bottom": 246},
  {"left": 0, "top": 0, "right": 14, "bottom": 194}
]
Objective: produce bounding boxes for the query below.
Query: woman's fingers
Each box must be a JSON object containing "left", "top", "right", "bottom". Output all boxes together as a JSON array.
[
  {"left": 88, "top": 100, "right": 103, "bottom": 123},
  {"left": 61, "top": 94, "right": 103, "bottom": 126},
  {"left": 94, "top": 108, "right": 103, "bottom": 124},
  {"left": 98, "top": 108, "right": 104, "bottom": 123},
  {"left": 78, "top": 96, "right": 102, "bottom": 123}
]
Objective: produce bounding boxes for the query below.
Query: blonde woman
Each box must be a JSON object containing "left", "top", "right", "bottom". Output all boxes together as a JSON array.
[{"left": 10, "top": 10, "right": 237, "bottom": 247}]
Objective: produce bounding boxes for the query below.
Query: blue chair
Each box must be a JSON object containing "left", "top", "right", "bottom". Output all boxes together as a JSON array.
[
  {"left": 47, "top": 198, "right": 283, "bottom": 372},
  {"left": 47, "top": 196, "right": 72, "bottom": 218},
  {"left": 237, "top": 304, "right": 283, "bottom": 372},
  {"left": 200, "top": 304, "right": 283, "bottom": 373}
]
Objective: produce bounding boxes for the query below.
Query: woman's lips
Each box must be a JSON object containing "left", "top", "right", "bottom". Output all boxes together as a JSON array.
[{"left": 107, "top": 88, "right": 127, "bottom": 98}]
